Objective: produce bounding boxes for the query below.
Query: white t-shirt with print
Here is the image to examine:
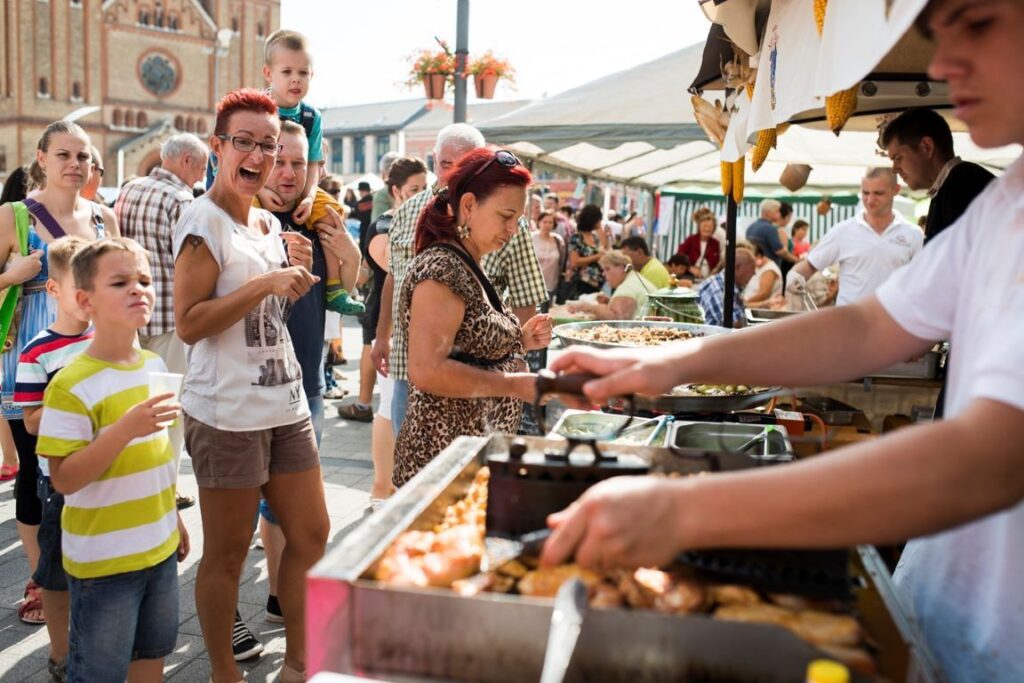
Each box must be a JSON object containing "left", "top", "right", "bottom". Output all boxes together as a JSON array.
[
  {"left": 172, "top": 196, "right": 309, "bottom": 431},
  {"left": 875, "top": 157, "right": 1024, "bottom": 683},
  {"left": 809, "top": 212, "right": 922, "bottom": 306}
]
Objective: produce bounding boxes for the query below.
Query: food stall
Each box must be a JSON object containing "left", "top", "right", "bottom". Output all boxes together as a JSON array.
[{"left": 306, "top": 317, "right": 942, "bottom": 681}]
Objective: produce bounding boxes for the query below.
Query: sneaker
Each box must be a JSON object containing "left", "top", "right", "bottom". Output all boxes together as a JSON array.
[
  {"left": 337, "top": 402, "right": 373, "bottom": 423},
  {"left": 323, "top": 386, "right": 348, "bottom": 400},
  {"left": 232, "top": 611, "right": 263, "bottom": 661},
  {"left": 266, "top": 594, "right": 285, "bottom": 624},
  {"left": 326, "top": 284, "right": 365, "bottom": 316},
  {"left": 47, "top": 657, "right": 66, "bottom": 683}
]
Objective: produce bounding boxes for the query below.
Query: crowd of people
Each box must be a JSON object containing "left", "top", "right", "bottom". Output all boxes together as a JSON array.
[{"left": 0, "top": 1, "right": 1018, "bottom": 682}]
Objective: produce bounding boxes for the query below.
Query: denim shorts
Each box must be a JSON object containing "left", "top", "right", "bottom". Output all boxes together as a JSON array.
[
  {"left": 33, "top": 475, "right": 67, "bottom": 592},
  {"left": 67, "top": 553, "right": 179, "bottom": 682}
]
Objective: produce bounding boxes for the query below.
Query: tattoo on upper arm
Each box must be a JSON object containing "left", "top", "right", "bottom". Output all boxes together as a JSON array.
[{"left": 187, "top": 235, "right": 204, "bottom": 250}]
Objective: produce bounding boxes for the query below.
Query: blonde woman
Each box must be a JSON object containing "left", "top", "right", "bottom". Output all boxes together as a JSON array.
[{"left": 568, "top": 250, "right": 654, "bottom": 320}]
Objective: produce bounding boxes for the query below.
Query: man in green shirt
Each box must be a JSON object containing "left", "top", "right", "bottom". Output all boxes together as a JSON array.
[{"left": 620, "top": 236, "right": 670, "bottom": 289}]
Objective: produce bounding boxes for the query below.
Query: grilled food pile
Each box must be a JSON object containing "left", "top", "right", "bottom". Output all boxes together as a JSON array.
[
  {"left": 563, "top": 324, "right": 696, "bottom": 346},
  {"left": 374, "top": 466, "right": 875, "bottom": 674}
]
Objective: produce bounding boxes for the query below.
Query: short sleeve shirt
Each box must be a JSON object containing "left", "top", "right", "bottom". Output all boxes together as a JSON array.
[
  {"left": 875, "top": 156, "right": 1024, "bottom": 683},
  {"left": 809, "top": 212, "right": 923, "bottom": 306},
  {"left": 172, "top": 196, "right": 309, "bottom": 430},
  {"left": 612, "top": 271, "right": 653, "bottom": 318},
  {"left": 744, "top": 219, "right": 784, "bottom": 266},
  {"left": 278, "top": 102, "right": 323, "bottom": 163},
  {"left": 640, "top": 258, "right": 671, "bottom": 290},
  {"left": 14, "top": 327, "right": 94, "bottom": 476},
  {"left": 37, "top": 351, "right": 179, "bottom": 579}
]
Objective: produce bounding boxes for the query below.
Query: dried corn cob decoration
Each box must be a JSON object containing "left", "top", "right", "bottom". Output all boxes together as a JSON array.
[
  {"left": 814, "top": 0, "right": 828, "bottom": 37},
  {"left": 732, "top": 158, "right": 745, "bottom": 204},
  {"left": 825, "top": 85, "right": 858, "bottom": 135},
  {"left": 746, "top": 83, "right": 754, "bottom": 101},
  {"left": 751, "top": 128, "right": 778, "bottom": 172},
  {"left": 720, "top": 161, "right": 733, "bottom": 197}
]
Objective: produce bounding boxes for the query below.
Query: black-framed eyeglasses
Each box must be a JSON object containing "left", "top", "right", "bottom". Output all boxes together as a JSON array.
[
  {"left": 466, "top": 149, "right": 520, "bottom": 184},
  {"left": 216, "top": 134, "right": 282, "bottom": 156},
  {"left": 93, "top": 166, "right": 105, "bottom": 178}
]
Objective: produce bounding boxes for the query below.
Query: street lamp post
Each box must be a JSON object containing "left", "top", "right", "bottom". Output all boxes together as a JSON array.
[{"left": 453, "top": 0, "right": 469, "bottom": 124}]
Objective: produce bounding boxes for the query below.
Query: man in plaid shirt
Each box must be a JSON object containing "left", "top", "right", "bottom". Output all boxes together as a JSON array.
[
  {"left": 697, "top": 246, "right": 757, "bottom": 328},
  {"left": 113, "top": 132, "right": 207, "bottom": 509},
  {"left": 372, "top": 124, "right": 548, "bottom": 435}
]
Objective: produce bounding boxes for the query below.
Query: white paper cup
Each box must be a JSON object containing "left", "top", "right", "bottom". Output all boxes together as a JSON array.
[{"left": 149, "top": 372, "right": 183, "bottom": 426}]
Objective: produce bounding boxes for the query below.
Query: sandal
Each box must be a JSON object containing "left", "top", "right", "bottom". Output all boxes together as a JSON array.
[
  {"left": 0, "top": 464, "right": 18, "bottom": 482},
  {"left": 18, "top": 580, "right": 45, "bottom": 625}
]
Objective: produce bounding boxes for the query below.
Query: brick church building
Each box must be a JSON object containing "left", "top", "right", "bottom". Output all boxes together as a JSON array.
[{"left": 0, "top": 0, "right": 279, "bottom": 187}]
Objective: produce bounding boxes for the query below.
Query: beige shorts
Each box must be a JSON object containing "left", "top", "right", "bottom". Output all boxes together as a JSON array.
[{"left": 184, "top": 414, "right": 319, "bottom": 489}]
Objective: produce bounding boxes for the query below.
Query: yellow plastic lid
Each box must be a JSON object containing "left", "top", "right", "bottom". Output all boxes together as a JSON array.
[{"left": 806, "top": 659, "right": 850, "bottom": 683}]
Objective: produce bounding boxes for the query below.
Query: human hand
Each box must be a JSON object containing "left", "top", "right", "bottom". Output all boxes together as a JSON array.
[
  {"left": 292, "top": 195, "right": 314, "bottom": 224},
  {"left": 521, "top": 313, "right": 553, "bottom": 351},
  {"left": 263, "top": 265, "right": 319, "bottom": 301},
  {"left": 596, "top": 293, "right": 610, "bottom": 305},
  {"left": 116, "top": 393, "right": 181, "bottom": 441},
  {"left": 282, "top": 231, "right": 313, "bottom": 270},
  {"left": 541, "top": 476, "right": 688, "bottom": 571},
  {"left": 316, "top": 207, "right": 360, "bottom": 262},
  {"left": 5, "top": 249, "right": 44, "bottom": 284},
  {"left": 371, "top": 336, "right": 391, "bottom": 376},
  {"left": 258, "top": 187, "right": 287, "bottom": 212},
  {"left": 549, "top": 346, "right": 680, "bottom": 405},
  {"left": 176, "top": 513, "right": 190, "bottom": 562},
  {"left": 785, "top": 271, "right": 807, "bottom": 296}
]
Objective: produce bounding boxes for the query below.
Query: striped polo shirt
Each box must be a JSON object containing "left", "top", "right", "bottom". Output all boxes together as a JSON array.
[
  {"left": 37, "top": 350, "right": 179, "bottom": 579},
  {"left": 14, "top": 327, "right": 95, "bottom": 477}
]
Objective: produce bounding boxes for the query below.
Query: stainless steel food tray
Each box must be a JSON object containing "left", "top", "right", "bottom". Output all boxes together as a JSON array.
[
  {"left": 669, "top": 421, "right": 793, "bottom": 460},
  {"left": 746, "top": 307, "right": 804, "bottom": 324},
  {"left": 307, "top": 435, "right": 941, "bottom": 683},
  {"left": 553, "top": 319, "right": 728, "bottom": 349},
  {"left": 872, "top": 349, "right": 943, "bottom": 380},
  {"left": 548, "top": 409, "right": 669, "bottom": 447}
]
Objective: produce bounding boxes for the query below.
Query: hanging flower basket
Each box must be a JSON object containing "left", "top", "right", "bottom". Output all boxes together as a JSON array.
[
  {"left": 467, "top": 50, "right": 516, "bottom": 100},
  {"left": 405, "top": 41, "right": 456, "bottom": 100},
  {"left": 424, "top": 73, "right": 448, "bottom": 100},
  {"left": 473, "top": 73, "right": 498, "bottom": 99}
]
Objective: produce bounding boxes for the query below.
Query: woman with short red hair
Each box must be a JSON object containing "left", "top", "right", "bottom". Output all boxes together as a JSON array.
[
  {"left": 392, "top": 149, "right": 552, "bottom": 485},
  {"left": 172, "top": 88, "right": 326, "bottom": 683}
]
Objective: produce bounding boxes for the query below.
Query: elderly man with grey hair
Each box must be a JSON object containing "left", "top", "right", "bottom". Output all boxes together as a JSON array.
[
  {"left": 787, "top": 167, "right": 922, "bottom": 307},
  {"left": 745, "top": 198, "right": 798, "bottom": 269},
  {"left": 367, "top": 123, "right": 547, "bottom": 435},
  {"left": 113, "top": 132, "right": 209, "bottom": 510}
]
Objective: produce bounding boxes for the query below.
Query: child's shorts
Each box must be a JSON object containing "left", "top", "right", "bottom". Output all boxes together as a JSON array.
[
  {"left": 66, "top": 553, "right": 178, "bottom": 681},
  {"left": 32, "top": 475, "right": 67, "bottom": 592}
]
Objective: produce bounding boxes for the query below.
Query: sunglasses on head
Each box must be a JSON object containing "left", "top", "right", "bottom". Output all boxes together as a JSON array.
[{"left": 465, "top": 149, "right": 520, "bottom": 184}]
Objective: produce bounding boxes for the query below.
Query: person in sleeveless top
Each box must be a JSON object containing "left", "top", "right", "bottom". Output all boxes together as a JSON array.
[
  {"left": 0, "top": 120, "right": 115, "bottom": 629},
  {"left": 392, "top": 149, "right": 552, "bottom": 487}
]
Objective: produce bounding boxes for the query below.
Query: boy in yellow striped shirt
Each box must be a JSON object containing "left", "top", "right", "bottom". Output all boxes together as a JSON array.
[{"left": 37, "top": 238, "right": 189, "bottom": 683}]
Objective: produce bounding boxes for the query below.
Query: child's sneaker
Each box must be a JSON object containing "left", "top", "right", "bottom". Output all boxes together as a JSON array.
[{"left": 325, "top": 283, "right": 365, "bottom": 316}]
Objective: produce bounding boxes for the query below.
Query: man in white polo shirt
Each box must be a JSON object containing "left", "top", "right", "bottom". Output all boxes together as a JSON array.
[{"left": 786, "top": 168, "right": 922, "bottom": 305}]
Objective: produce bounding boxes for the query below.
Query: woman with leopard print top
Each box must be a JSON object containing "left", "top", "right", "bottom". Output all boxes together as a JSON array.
[{"left": 392, "top": 149, "right": 552, "bottom": 487}]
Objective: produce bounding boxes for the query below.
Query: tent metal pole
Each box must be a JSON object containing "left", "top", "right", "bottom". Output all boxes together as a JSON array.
[
  {"left": 724, "top": 194, "right": 737, "bottom": 328},
  {"left": 453, "top": 0, "right": 469, "bottom": 124}
]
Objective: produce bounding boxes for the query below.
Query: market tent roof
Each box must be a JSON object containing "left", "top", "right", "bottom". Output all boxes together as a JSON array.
[
  {"left": 321, "top": 99, "right": 428, "bottom": 135},
  {"left": 479, "top": 43, "right": 708, "bottom": 154}
]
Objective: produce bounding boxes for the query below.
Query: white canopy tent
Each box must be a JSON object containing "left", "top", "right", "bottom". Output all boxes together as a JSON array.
[{"left": 480, "top": 39, "right": 1016, "bottom": 192}]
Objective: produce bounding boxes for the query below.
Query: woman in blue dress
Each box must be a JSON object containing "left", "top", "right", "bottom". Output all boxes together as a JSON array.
[{"left": 0, "top": 120, "right": 116, "bottom": 626}]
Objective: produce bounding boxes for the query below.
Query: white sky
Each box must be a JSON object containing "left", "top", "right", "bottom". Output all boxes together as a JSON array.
[{"left": 281, "top": 0, "right": 710, "bottom": 109}]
